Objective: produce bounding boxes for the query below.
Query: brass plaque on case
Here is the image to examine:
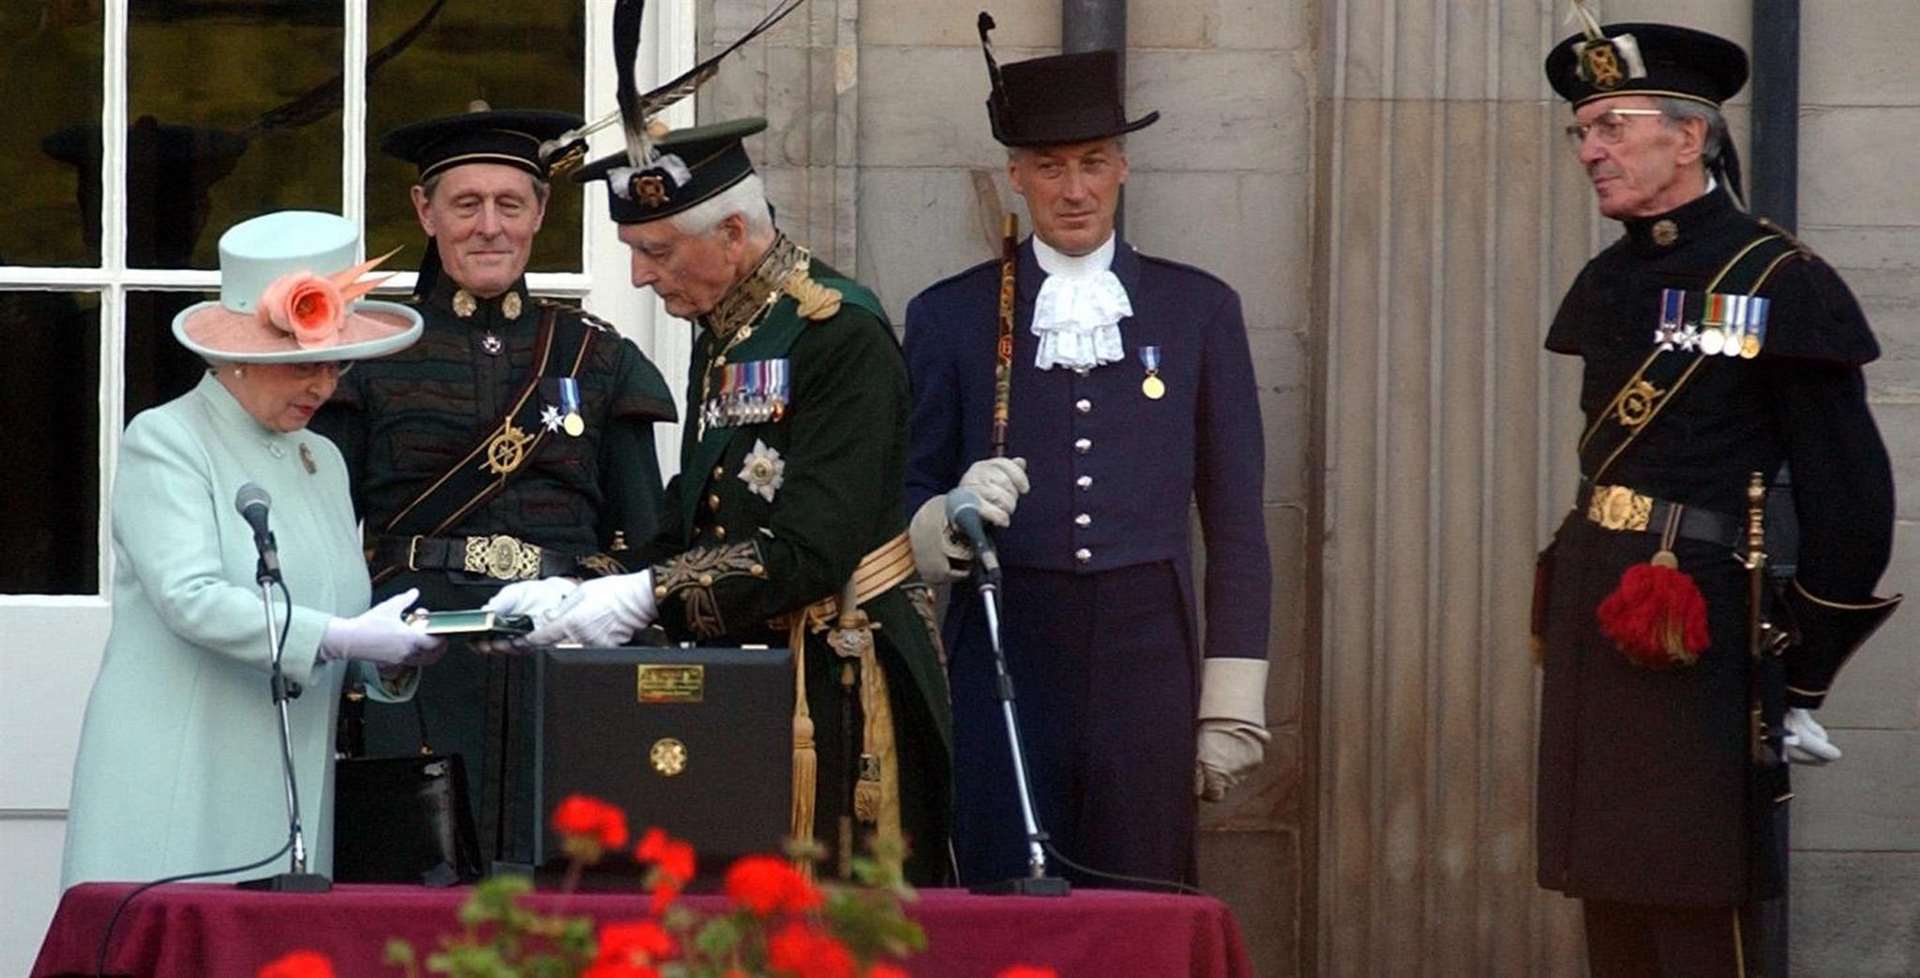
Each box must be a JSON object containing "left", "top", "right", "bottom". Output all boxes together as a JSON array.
[{"left": 636, "top": 664, "right": 705, "bottom": 703}]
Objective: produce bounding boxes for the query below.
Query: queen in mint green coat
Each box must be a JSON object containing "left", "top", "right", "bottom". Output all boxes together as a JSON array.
[{"left": 61, "top": 211, "right": 434, "bottom": 887}]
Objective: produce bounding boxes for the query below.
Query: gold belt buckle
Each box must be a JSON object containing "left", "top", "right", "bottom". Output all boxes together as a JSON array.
[
  {"left": 464, "top": 534, "right": 543, "bottom": 581},
  {"left": 1587, "top": 484, "right": 1653, "bottom": 532}
]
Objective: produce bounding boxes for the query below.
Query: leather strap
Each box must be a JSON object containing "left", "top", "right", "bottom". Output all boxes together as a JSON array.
[{"left": 371, "top": 533, "right": 579, "bottom": 582}]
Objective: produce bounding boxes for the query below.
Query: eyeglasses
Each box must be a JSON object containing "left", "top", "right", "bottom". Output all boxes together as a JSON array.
[
  {"left": 1563, "top": 108, "right": 1666, "bottom": 153},
  {"left": 283, "top": 361, "right": 353, "bottom": 379}
]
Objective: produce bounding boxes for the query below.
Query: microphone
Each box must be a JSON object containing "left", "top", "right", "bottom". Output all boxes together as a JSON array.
[
  {"left": 234, "top": 483, "right": 281, "bottom": 582},
  {"left": 945, "top": 488, "right": 1002, "bottom": 583}
]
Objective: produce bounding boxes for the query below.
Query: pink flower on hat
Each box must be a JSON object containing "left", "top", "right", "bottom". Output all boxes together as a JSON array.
[
  {"left": 258, "top": 272, "right": 347, "bottom": 349},
  {"left": 255, "top": 247, "right": 400, "bottom": 350}
]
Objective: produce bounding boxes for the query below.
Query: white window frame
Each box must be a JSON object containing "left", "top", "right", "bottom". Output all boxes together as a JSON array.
[{"left": 0, "top": 0, "right": 695, "bottom": 601}]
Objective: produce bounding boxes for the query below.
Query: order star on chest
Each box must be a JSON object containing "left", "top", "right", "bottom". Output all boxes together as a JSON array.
[{"left": 737, "top": 439, "right": 785, "bottom": 502}]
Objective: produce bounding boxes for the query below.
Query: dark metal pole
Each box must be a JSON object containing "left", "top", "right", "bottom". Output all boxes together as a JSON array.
[
  {"left": 1062, "top": 0, "right": 1128, "bottom": 238},
  {"left": 1749, "top": 0, "right": 1800, "bottom": 229}
]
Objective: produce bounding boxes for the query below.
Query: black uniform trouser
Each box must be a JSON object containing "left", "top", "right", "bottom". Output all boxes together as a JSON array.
[
  {"left": 948, "top": 561, "right": 1198, "bottom": 888},
  {"left": 1583, "top": 899, "right": 1767, "bottom": 978}
]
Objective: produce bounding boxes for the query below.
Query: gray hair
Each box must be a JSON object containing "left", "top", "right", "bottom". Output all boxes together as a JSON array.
[
  {"left": 669, "top": 173, "right": 775, "bottom": 239},
  {"left": 1656, "top": 97, "right": 1728, "bottom": 167},
  {"left": 418, "top": 169, "right": 552, "bottom": 205}
]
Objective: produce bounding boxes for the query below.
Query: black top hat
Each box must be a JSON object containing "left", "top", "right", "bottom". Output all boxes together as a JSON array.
[
  {"left": 1545, "top": 22, "right": 1748, "bottom": 109},
  {"left": 573, "top": 118, "right": 766, "bottom": 225},
  {"left": 978, "top": 13, "right": 1157, "bottom": 148},
  {"left": 380, "top": 101, "right": 584, "bottom": 182}
]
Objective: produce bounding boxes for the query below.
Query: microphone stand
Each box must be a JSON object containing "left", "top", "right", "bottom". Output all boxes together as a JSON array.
[
  {"left": 239, "top": 549, "right": 332, "bottom": 892},
  {"left": 967, "top": 563, "right": 1069, "bottom": 897}
]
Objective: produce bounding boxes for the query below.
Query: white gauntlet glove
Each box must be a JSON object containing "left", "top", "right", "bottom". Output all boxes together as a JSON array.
[
  {"left": 320, "top": 589, "right": 447, "bottom": 668},
  {"left": 958, "top": 457, "right": 1029, "bottom": 525},
  {"left": 1195, "top": 657, "right": 1271, "bottom": 802},
  {"left": 1783, "top": 707, "right": 1842, "bottom": 764},
  {"left": 909, "top": 458, "right": 1030, "bottom": 583},
  {"left": 489, "top": 571, "right": 657, "bottom": 647}
]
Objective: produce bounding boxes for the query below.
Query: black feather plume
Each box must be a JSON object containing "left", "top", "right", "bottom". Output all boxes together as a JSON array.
[{"left": 613, "top": 0, "right": 648, "bottom": 165}]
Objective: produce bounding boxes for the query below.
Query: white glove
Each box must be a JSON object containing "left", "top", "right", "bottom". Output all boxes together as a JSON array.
[
  {"left": 484, "top": 576, "right": 582, "bottom": 620},
  {"left": 515, "top": 570, "right": 658, "bottom": 647},
  {"left": 320, "top": 589, "right": 447, "bottom": 668},
  {"left": 1783, "top": 707, "right": 1842, "bottom": 765},
  {"left": 909, "top": 496, "right": 972, "bottom": 584},
  {"left": 956, "top": 457, "right": 1030, "bottom": 528},
  {"left": 1195, "top": 658, "right": 1271, "bottom": 802}
]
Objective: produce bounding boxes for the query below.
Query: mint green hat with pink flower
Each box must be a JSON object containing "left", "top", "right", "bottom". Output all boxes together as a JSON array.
[{"left": 172, "top": 210, "right": 422, "bottom": 364}]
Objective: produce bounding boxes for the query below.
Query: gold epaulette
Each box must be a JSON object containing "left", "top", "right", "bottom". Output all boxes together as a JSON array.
[{"left": 783, "top": 263, "right": 842, "bottom": 321}]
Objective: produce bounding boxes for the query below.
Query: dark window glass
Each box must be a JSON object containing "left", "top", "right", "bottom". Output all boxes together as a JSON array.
[
  {"left": 365, "top": 2, "right": 586, "bottom": 276},
  {"left": 3, "top": 4, "right": 105, "bottom": 266},
  {"left": 127, "top": 0, "right": 344, "bottom": 270},
  {"left": 125, "top": 291, "right": 212, "bottom": 423},
  {"left": 0, "top": 292, "right": 101, "bottom": 594}
]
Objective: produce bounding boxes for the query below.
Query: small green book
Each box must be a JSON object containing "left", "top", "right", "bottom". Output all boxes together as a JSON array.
[{"left": 406, "top": 608, "right": 533, "bottom": 637}]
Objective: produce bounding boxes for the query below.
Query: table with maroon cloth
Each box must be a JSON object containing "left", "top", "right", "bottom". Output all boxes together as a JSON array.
[{"left": 33, "top": 882, "right": 1254, "bottom": 978}]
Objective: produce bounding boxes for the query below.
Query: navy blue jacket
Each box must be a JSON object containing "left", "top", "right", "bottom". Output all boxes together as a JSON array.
[{"left": 903, "top": 238, "right": 1272, "bottom": 662}]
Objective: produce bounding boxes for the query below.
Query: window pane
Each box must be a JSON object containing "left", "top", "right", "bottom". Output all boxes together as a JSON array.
[
  {"left": 1, "top": 4, "right": 104, "bottom": 266},
  {"left": 365, "top": 2, "right": 586, "bottom": 276},
  {"left": 127, "top": 1, "right": 344, "bottom": 270},
  {"left": 125, "top": 291, "right": 213, "bottom": 423},
  {"left": 0, "top": 292, "right": 100, "bottom": 594}
]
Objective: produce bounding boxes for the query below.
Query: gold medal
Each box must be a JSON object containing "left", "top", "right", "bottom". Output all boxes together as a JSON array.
[
  {"left": 563, "top": 413, "right": 585, "bottom": 437},
  {"left": 1142, "top": 374, "right": 1166, "bottom": 400},
  {"left": 1739, "top": 334, "right": 1762, "bottom": 359}
]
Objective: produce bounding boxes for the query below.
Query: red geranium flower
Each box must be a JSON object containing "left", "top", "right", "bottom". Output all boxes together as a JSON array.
[
  {"left": 995, "top": 966, "right": 1058, "bottom": 978},
  {"left": 594, "top": 918, "right": 676, "bottom": 965},
  {"left": 864, "top": 964, "right": 912, "bottom": 978},
  {"left": 552, "top": 795, "right": 630, "bottom": 850},
  {"left": 257, "top": 949, "right": 335, "bottom": 978},
  {"left": 725, "top": 854, "right": 824, "bottom": 916},
  {"left": 768, "top": 920, "right": 855, "bottom": 978},
  {"left": 634, "top": 827, "right": 696, "bottom": 883}
]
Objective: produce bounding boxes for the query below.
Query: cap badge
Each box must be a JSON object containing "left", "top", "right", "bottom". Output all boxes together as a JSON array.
[{"left": 634, "top": 174, "right": 671, "bottom": 207}]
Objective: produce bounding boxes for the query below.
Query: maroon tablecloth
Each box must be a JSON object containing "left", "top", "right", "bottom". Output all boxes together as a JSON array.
[{"left": 32, "top": 882, "right": 1253, "bottom": 978}]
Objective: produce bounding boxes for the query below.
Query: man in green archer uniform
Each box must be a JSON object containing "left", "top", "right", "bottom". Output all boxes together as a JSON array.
[
  {"left": 311, "top": 104, "right": 677, "bottom": 868},
  {"left": 488, "top": 118, "right": 952, "bottom": 884}
]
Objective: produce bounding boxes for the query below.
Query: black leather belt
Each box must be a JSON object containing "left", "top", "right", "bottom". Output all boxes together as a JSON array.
[
  {"left": 372, "top": 534, "right": 579, "bottom": 582},
  {"left": 1577, "top": 481, "right": 1742, "bottom": 550}
]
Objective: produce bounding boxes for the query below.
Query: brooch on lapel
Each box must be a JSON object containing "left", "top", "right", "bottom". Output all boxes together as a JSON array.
[{"left": 738, "top": 439, "right": 786, "bottom": 502}]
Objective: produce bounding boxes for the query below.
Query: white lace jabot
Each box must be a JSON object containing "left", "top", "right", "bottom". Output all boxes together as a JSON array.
[{"left": 1030, "top": 233, "right": 1131, "bottom": 371}]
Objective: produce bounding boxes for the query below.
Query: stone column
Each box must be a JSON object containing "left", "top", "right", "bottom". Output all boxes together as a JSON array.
[{"left": 1314, "top": 1, "right": 1600, "bottom": 974}]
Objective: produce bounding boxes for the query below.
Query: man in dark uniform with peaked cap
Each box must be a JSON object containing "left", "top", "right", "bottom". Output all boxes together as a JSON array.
[
  {"left": 901, "top": 16, "right": 1273, "bottom": 889},
  {"left": 1536, "top": 15, "right": 1900, "bottom": 975},
  {"left": 488, "top": 118, "right": 953, "bottom": 885},
  {"left": 312, "top": 103, "right": 676, "bottom": 868}
]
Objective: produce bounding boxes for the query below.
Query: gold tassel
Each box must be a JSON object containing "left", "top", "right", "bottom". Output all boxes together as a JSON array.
[
  {"left": 787, "top": 615, "right": 816, "bottom": 881},
  {"left": 857, "top": 641, "right": 903, "bottom": 872}
]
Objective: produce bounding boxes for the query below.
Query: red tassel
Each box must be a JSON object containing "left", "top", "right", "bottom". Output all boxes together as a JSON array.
[{"left": 1594, "top": 557, "right": 1711, "bottom": 669}]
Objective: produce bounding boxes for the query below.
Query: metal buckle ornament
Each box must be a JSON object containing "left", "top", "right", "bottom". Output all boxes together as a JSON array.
[
  {"left": 464, "top": 534, "right": 542, "bottom": 581},
  {"left": 1587, "top": 485, "right": 1653, "bottom": 532}
]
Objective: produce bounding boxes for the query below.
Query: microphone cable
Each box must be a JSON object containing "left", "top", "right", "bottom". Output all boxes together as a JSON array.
[
  {"left": 93, "top": 566, "right": 303, "bottom": 977},
  {"left": 92, "top": 839, "right": 295, "bottom": 978}
]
